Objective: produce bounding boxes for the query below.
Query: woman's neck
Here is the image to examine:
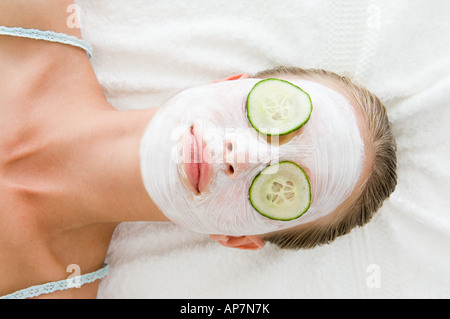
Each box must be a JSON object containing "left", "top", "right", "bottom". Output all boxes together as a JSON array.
[
  {"left": 75, "top": 107, "right": 169, "bottom": 226},
  {"left": 0, "top": 44, "right": 169, "bottom": 235},
  {"left": 0, "top": 21, "right": 169, "bottom": 297}
]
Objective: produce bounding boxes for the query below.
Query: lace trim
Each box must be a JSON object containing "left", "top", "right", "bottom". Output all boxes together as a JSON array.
[
  {"left": 0, "top": 264, "right": 109, "bottom": 299},
  {"left": 0, "top": 26, "right": 92, "bottom": 58}
]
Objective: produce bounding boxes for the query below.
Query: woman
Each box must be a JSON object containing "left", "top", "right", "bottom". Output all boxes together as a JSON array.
[{"left": 0, "top": 1, "right": 396, "bottom": 298}]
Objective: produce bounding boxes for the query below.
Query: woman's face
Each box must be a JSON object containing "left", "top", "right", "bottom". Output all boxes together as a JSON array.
[{"left": 140, "top": 78, "right": 365, "bottom": 236}]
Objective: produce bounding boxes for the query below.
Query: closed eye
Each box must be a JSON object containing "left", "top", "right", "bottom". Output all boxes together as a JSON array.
[{"left": 242, "top": 95, "right": 306, "bottom": 146}]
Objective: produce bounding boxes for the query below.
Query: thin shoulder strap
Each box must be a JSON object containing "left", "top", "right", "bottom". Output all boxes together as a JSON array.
[
  {"left": 0, "top": 26, "right": 93, "bottom": 58},
  {"left": 0, "top": 264, "right": 109, "bottom": 299}
]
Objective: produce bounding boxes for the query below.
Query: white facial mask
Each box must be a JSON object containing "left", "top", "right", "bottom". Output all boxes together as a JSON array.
[{"left": 140, "top": 79, "right": 365, "bottom": 236}]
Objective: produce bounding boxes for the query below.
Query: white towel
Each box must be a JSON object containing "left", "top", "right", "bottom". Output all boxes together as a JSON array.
[{"left": 75, "top": 0, "right": 450, "bottom": 298}]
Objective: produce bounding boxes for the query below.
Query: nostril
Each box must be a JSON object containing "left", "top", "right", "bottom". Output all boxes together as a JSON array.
[
  {"left": 226, "top": 141, "right": 233, "bottom": 152},
  {"left": 226, "top": 164, "right": 235, "bottom": 175}
]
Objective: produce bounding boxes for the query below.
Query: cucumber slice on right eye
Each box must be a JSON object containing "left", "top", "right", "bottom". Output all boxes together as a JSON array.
[
  {"left": 249, "top": 161, "right": 311, "bottom": 221},
  {"left": 246, "top": 78, "right": 313, "bottom": 136}
]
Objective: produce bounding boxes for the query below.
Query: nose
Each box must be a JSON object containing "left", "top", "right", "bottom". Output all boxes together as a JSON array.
[
  {"left": 224, "top": 133, "right": 267, "bottom": 179},
  {"left": 224, "top": 138, "right": 250, "bottom": 179}
]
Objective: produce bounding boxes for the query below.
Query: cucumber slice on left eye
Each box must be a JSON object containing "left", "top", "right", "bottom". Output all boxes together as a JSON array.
[
  {"left": 246, "top": 78, "right": 312, "bottom": 136},
  {"left": 249, "top": 161, "right": 311, "bottom": 221}
]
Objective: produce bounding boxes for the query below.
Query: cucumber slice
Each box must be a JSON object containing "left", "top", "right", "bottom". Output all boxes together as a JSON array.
[
  {"left": 246, "top": 78, "right": 312, "bottom": 135},
  {"left": 249, "top": 161, "right": 311, "bottom": 221}
]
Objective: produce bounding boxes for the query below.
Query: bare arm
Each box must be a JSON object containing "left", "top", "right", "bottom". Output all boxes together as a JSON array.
[
  {"left": 0, "top": 0, "right": 105, "bottom": 114},
  {"left": 0, "top": 0, "right": 82, "bottom": 38}
]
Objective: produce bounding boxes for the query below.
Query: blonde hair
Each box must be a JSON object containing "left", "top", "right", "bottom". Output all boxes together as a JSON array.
[{"left": 253, "top": 66, "right": 397, "bottom": 249}]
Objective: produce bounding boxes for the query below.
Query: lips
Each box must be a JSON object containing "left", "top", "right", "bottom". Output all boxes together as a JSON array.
[{"left": 183, "top": 125, "right": 211, "bottom": 194}]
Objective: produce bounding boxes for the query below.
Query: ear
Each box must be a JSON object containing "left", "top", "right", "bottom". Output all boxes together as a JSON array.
[
  {"left": 210, "top": 73, "right": 251, "bottom": 84},
  {"left": 209, "top": 234, "right": 265, "bottom": 250}
]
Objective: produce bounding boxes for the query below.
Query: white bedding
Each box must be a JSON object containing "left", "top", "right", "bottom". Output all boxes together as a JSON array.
[{"left": 75, "top": 0, "right": 450, "bottom": 298}]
